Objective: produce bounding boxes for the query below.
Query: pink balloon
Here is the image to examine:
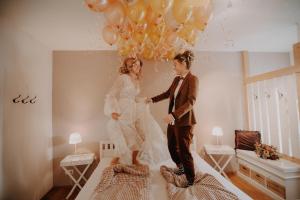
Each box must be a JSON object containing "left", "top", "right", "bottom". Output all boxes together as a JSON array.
[
  {"left": 104, "top": 2, "right": 125, "bottom": 26},
  {"left": 102, "top": 26, "right": 118, "bottom": 45}
]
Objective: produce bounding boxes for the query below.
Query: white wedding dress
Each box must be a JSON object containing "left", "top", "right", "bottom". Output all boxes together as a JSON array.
[{"left": 104, "top": 74, "right": 170, "bottom": 165}]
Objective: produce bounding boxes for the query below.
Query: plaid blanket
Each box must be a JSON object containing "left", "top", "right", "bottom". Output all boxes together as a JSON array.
[
  {"left": 90, "top": 164, "right": 150, "bottom": 200},
  {"left": 160, "top": 165, "right": 239, "bottom": 200}
]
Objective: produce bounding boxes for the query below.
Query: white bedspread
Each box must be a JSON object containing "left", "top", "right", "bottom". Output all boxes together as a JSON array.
[{"left": 76, "top": 152, "right": 252, "bottom": 200}]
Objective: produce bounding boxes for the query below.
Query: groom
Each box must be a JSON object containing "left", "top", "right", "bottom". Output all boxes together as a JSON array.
[{"left": 146, "top": 51, "right": 198, "bottom": 187}]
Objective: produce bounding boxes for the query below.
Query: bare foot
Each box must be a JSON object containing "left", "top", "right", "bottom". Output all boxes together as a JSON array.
[
  {"left": 133, "top": 159, "right": 145, "bottom": 167},
  {"left": 111, "top": 157, "right": 120, "bottom": 165}
]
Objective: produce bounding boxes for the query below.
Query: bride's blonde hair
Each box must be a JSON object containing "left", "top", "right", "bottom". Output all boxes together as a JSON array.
[{"left": 119, "top": 57, "right": 143, "bottom": 79}]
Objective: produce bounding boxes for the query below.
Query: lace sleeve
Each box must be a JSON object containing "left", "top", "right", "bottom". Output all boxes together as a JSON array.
[{"left": 104, "top": 75, "right": 124, "bottom": 117}]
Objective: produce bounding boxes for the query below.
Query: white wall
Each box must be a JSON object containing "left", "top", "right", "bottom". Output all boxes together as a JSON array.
[
  {"left": 0, "top": 19, "right": 53, "bottom": 199},
  {"left": 248, "top": 52, "right": 291, "bottom": 76},
  {"left": 193, "top": 52, "right": 246, "bottom": 149},
  {"left": 0, "top": 47, "right": 4, "bottom": 200},
  {"left": 297, "top": 23, "right": 300, "bottom": 42}
]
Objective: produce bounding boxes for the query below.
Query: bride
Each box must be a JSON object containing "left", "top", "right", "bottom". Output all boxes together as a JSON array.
[{"left": 104, "top": 57, "right": 169, "bottom": 166}]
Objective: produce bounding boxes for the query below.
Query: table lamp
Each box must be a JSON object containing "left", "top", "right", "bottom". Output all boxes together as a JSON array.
[
  {"left": 69, "top": 132, "right": 82, "bottom": 154},
  {"left": 212, "top": 127, "right": 223, "bottom": 145}
]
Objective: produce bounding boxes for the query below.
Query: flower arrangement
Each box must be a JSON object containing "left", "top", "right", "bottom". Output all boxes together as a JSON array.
[{"left": 254, "top": 142, "right": 280, "bottom": 160}]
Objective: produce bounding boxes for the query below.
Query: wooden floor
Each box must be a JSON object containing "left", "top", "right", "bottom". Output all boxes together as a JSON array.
[
  {"left": 227, "top": 173, "right": 273, "bottom": 200},
  {"left": 41, "top": 186, "right": 79, "bottom": 200},
  {"left": 42, "top": 173, "right": 272, "bottom": 200}
]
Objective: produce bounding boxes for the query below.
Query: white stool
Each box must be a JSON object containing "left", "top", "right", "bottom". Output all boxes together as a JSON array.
[
  {"left": 60, "top": 153, "right": 95, "bottom": 199},
  {"left": 204, "top": 144, "right": 235, "bottom": 179}
]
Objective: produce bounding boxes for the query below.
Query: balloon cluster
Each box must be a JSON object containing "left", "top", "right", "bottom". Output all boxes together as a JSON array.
[{"left": 85, "top": 0, "right": 212, "bottom": 60}]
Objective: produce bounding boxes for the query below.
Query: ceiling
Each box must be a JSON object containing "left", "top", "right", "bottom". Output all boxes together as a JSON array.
[{"left": 1, "top": 0, "right": 300, "bottom": 52}]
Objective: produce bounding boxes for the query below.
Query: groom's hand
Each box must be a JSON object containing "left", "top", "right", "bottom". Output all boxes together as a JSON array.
[
  {"left": 164, "top": 114, "right": 174, "bottom": 124},
  {"left": 145, "top": 97, "right": 153, "bottom": 104}
]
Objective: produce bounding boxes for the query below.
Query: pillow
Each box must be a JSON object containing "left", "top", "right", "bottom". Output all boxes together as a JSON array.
[{"left": 235, "top": 130, "right": 261, "bottom": 151}]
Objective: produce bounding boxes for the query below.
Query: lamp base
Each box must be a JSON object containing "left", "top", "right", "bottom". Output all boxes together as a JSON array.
[{"left": 216, "top": 136, "right": 222, "bottom": 145}]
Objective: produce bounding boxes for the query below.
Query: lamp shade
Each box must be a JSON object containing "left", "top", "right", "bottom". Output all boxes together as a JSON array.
[
  {"left": 212, "top": 127, "right": 223, "bottom": 136},
  {"left": 69, "top": 132, "right": 82, "bottom": 144}
]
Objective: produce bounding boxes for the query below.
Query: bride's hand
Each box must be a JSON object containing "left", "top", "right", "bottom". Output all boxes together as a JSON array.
[
  {"left": 135, "top": 97, "right": 143, "bottom": 103},
  {"left": 111, "top": 112, "right": 120, "bottom": 120}
]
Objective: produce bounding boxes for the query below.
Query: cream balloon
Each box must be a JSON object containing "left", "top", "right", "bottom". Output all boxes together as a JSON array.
[
  {"left": 122, "top": 0, "right": 138, "bottom": 5},
  {"left": 127, "top": 0, "right": 147, "bottom": 23},
  {"left": 192, "top": 3, "right": 212, "bottom": 31},
  {"left": 186, "top": 0, "right": 210, "bottom": 7},
  {"left": 102, "top": 25, "right": 118, "bottom": 45},
  {"left": 172, "top": 0, "right": 192, "bottom": 24},
  {"left": 141, "top": 46, "right": 154, "bottom": 59},
  {"left": 166, "top": 31, "right": 179, "bottom": 44},
  {"left": 85, "top": 0, "right": 110, "bottom": 12},
  {"left": 145, "top": 0, "right": 173, "bottom": 14},
  {"left": 177, "top": 23, "right": 198, "bottom": 45},
  {"left": 104, "top": 2, "right": 125, "bottom": 26},
  {"left": 118, "top": 21, "right": 133, "bottom": 40},
  {"left": 145, "top": 7, "right": 163, "bottom": 25},
  {"left": 165, "top": 9, "right": 181, "bottom": 31}
]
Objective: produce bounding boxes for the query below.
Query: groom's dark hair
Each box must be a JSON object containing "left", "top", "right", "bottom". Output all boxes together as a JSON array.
[{"left": 174, "top": 50, "right": 194, "bottom": 69}]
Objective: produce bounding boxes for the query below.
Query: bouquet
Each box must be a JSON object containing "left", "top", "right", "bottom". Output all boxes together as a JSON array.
[{"left": 254, "top": 142, "right": 280, "bottom": 160}]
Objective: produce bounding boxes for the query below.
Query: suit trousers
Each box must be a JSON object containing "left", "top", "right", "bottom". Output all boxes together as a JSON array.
[{"left": 167, "top": 124, "right": 195, "bottom": 183}]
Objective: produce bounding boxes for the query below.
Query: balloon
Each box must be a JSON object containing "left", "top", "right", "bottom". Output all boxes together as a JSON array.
[
  {"left": 145, "top": 0, "right": 173, "bottom": 14},
  {"left": 104, "top": 2, "right": 125, "bottom": 26},
  {"left": 166, "top": 30, "right": 179, "bottom": 45},
  {"left": 192, "top": 3, "right": 212, "bottom": 31},
  {"left": 122, "top": 0, "right": 138, "bottom": 6},
  {"left": 117, "top": 39, "right": 131, "bottom": 56},
  {"left": 141, "top": 46, "right": 154, "bottom": 59},
  {"left": 178, "top": 23, "right": 198, "bottom": 45},
  {"left": 154, "top": 43, "right": 169, "bottom": 59},
  {"left": 164, "top": 9, "right": 181, "bottom": 31},
  {"left": 102, "top": 25, "right": 118, "bottom": 45},
  {"left": 127, "top": 0, "right": 147, "bottom": 23},
  {"left": 85, "top": 0, "right": 210, "bottom": 60},
  {"left": 183, "top": 0, "right": 210, "bottom": 7},
  {"left": 145, "top": 7, "right": 163, "bottom": 25},
  {"left": 172, "top": 0, "right": 192, "bottom": 24},
  {"left": 135, "top": 23, "right": 148, "bottom": 33},
  {"left": 163, "top": 48, "right": 175, "bottom": 60},
  {"left": 147, "top": 24, "right": 165, "bottom": 46},
  {"left": 118, "top": 38, "right": 140, "bottom": 57},
  {"left": 118, "top": 22, "right": 133, "bottom": 40},
  {"left": 133, "top": 32, "right": 147, "bottom": 45},
  {"left": 85, "top": 0, "right": 110, "bottom": 12}
]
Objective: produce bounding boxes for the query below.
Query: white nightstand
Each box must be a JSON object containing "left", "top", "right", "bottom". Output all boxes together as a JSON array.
[
  {"left": 60, "top": 153, "right": 95, "bottom": 199},
  {"left": 204, "top": 144, "right": 235, "bottom": 179}
]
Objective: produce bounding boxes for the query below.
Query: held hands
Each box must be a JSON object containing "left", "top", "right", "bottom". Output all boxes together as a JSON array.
[
  {"left": 145, "top": 97, "right": 153, "bottom": 104},
  {"left": 111, "top": 112, "right": 120, "bottom": 120},
  {"left": 163, "top": 114, "right": 174, "bottom": 124}
]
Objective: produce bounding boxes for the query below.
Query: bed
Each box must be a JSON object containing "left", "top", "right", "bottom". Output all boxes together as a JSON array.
[{"left": 75, "top": 144, "right": 252, "bottom": 200}]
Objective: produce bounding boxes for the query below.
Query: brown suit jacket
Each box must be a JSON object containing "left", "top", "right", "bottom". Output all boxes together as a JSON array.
[{"left": 151, "top": 72, "right": 199, "bottom": 126}]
